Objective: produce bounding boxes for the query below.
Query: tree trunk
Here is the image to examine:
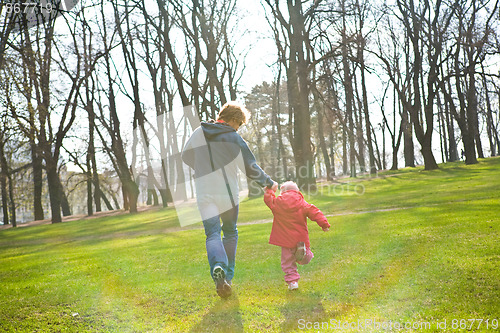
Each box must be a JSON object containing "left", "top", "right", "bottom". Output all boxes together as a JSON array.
[
  {"left": 444, "top": 88, "right": 459, "bottom": 162},
  {"left": 341, "top": 1, "right": 357, "bottom": 177},
  {"left": 270, "top": 78, "right": 280, "bottom": 180},
  {"left": 371, "top": 123, "right": 383, "bottom": 170},
  {"left": 124, "top": 179, "right": 140, "bottom": 213},
  {"left": 0, "top": 139, "right": 9, "bottom": 225},
  {"left": 329, "top": 132, "right": 336, "bottom": 178},
  {"left": 354, "top": 99, "right": 365, "bottom": 173},
  {"left": 166, "top": 108, "right": 187, "bottom": 202},
  {"left": 86, "top": 154, "right": 93, "bottom": 216},
  {"left": 100, "top": 1, "right": 139, "bottom": 213},
  {"left": 344, "top": 64, "right": 356, "bottom": 177},
  {"left": 8, "top": 171, "right": 16, "bottom": 227},
  {"left": 390, "top": 0, "right": 445, "bottom": 171},
  {"left": 382, "top": 123, "right": 387, "bottom": 170},
  {"left": 122, "top": 186, "right": 129, "bottom": 211},
  {"left": 313, "top": 88, "right": 333, "bottom": 181},
  {"left": 390, "top": 121, "right": 403, "bottom": 171},
  {"left": 481, "top": 69, "right": 496, "bottom": 156},
  {"left": 342, "top": 117, "right": 348, "bottom": 175},
  {"left": 265, "top": 0, "right": 316, "bottom": 188},
  {"left": 289, "top": 0, "right": 315, "bottom": 189},
  {"left": 360, "top": 55, "right": 376, "bottom": 174},
  {"left": 420, "top": 130, "right": 439, "bottom": 170},
  {"left": 402, "top": 108, "right": 415, "bottom": 167},
  {"left": 466, "top": 63, "right": 483, "bottom": 159},
  {"left": 98, "top": 188, "right": 114, "bottom": 211},
  {"left": 440, "top": 71, "right": 477, "bottom": 165},
  {"left": 274, "top": 77, "right": 288, "bottom": 181},
  {"left": 45, "top": 162, "right": 62, "bottom": 223},
  {"left": 353, "top": 76, "right": 365, "bottom": 173},
  {"left": 440, "top": 64, "right": 459, "bottom": 162},
  {"left": 88, "top": 103, "right": 102, "bottom": 212},
  {"left": 57, "top": 175, "right": 71, "bottom": 217},
  {"left": 437, "top": 92, "right": 448, "bottom": 163},
  {"left": 462, "top": 129, "right": 478, "bottom": 165},
  {"left": 30, "top": 110, "right": 45, "bottom": 221}
]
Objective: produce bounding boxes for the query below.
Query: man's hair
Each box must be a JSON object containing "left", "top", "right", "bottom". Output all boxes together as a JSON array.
[
  {"left": 280, "top": 181, "right": 299, "bottom": 193},
  {"left": 217, "top": 101, "right": 250, "bottom": 125}
]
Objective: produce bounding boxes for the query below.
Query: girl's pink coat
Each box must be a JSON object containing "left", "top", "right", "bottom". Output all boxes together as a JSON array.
[{"left": 264, "top": 189, "right": 330, "bottom": 248}]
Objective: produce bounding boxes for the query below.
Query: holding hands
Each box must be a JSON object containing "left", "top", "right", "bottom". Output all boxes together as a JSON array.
[{"left": 271, "top": 181, "right": 279, "bottom": 192}]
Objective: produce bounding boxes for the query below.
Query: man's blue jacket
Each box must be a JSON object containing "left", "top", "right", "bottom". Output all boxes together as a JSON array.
[{"left": 181, "top": 121, "right": 273, "bottom": 201}]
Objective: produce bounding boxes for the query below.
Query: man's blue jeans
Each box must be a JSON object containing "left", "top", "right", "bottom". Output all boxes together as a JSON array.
[{"left": 198, "top": 196, "right": 239, "bottom": 282}]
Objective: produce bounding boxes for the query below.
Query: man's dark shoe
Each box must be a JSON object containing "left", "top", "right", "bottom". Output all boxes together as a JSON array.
[{"left": 213, "top": 265, "right": 232, "bottom": 299}]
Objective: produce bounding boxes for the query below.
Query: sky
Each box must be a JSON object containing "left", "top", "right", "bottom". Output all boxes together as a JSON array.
[{"left": 234, "top": 1, "right": 278, "bottom": 94}]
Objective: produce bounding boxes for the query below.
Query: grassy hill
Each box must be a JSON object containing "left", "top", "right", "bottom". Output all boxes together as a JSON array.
[{"left": 1, "top": 157, "right": 499, "bottom": 332}]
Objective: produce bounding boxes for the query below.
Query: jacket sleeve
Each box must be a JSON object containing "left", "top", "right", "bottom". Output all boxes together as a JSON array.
[
  {"left": 238, "top": 135, "right": 273, "bottom": 188},
  {"left": 306, "top": 204, "right": 330, "bottom": 229},
  {"left": 181, "top": 143, "right": 194, "bottom": 169},
  {"left": 181, "top": 129, "right": 197, "bottom": 169},
  {"left": 264, "top": 189, "right": 277, "bottom": 211}
]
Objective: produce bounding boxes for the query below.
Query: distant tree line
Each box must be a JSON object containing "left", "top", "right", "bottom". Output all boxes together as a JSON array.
[
  {"left": 0, "top": 0, "right": 499, "bottom": 225},
  {"left": 257, "top": 0, "right": 500, "bottom": 189}
]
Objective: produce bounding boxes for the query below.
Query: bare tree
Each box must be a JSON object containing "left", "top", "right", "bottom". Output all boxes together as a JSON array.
[
  {"left": 6, "top": 7, "right": 84, "bottom": 223},
  {"left": 264, "top": 0, "right": 324, "bottom": 188},
  {"left": 0, "top": 114, "right": 11, "bottom": 225},
  {"left": 136, "top": 0, "right": 174, "bottom": 206},
  {"left": 374, "top": 0, "right": 458, "bottom": 170},
  {"left": 439, "top": 0, "right": 499, "bottom": 164}
]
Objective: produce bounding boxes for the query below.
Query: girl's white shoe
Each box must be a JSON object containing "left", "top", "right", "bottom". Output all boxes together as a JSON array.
[{"left": 288, "top": 281, "right": 299, "bottom": 291}]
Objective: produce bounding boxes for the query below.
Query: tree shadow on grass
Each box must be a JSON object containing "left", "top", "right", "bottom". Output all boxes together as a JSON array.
[
  {"left": 280, "top": 290, "right": 326, "bottom": 333},
  {"left": 189, "top": 294, "right": 243, "bottom": 333}
]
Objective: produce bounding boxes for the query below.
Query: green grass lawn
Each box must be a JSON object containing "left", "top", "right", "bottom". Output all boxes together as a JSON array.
[{"left": 1, "top": 157, "right": 499, "bottom": 332}]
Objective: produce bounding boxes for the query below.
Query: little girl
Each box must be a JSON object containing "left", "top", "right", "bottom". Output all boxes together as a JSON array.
[{"left": 264, "top": 181, "right": 330, "bottom": 290}]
